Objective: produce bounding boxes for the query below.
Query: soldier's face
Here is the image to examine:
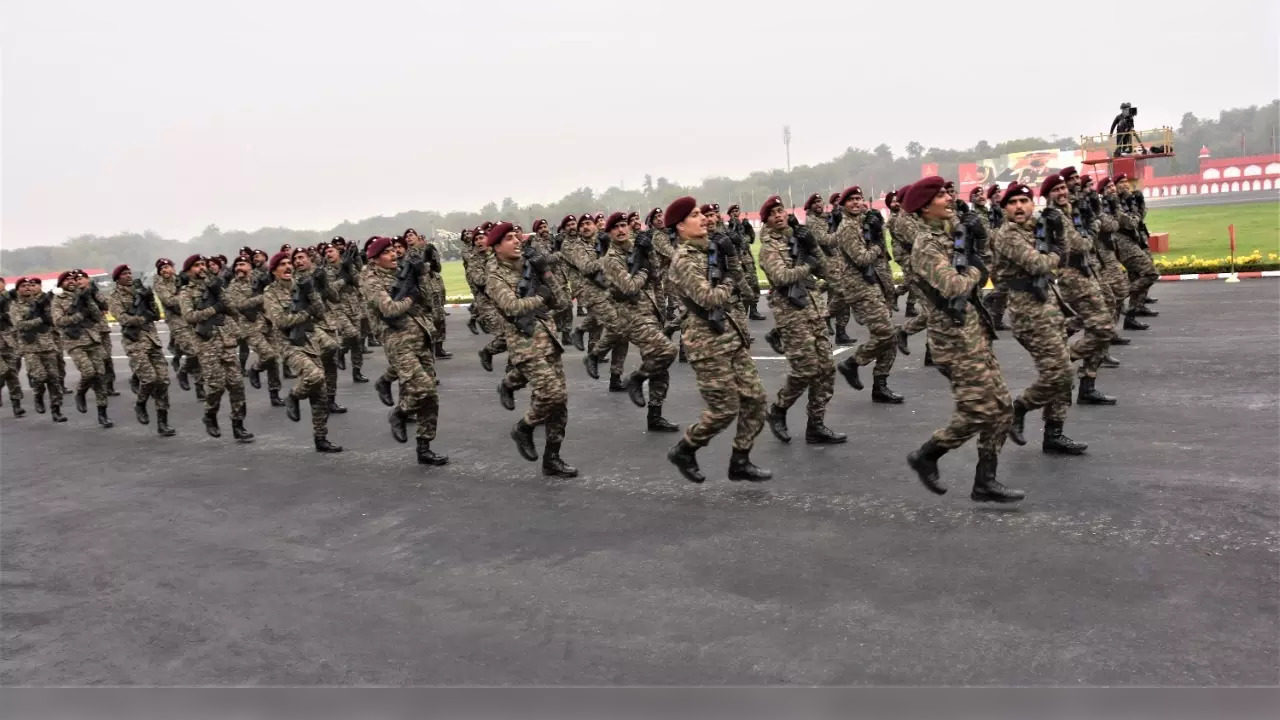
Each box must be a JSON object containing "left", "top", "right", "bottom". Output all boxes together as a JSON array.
[
  {"left": 609, "top": 224, "right": 629, "bottom": 241},
  {"left": 579, "top": 220, "right": 596, "bottom": 236},
  {"left": 678, "top": 208, "right": 708, "bottom": 240},
  {"left": 729, "top": 210, "right": 739, "bottom": 221},
  {"left": 1050, "top": 184, "right": 1070, "bottom": 207},
  {"left": 1004, "top": 195, "right": 1034, "bottom": 223},
  {"left": 922, "top": 191, "right": 953, "bottom": 221},
  {"left": 208, "top": 261, "right": 222, "bottom": 275},
  {"left": 117, "top": 269, "right": 133, "bottom": 285},
  {"left": 765, "top": 206, "right": 787, "bottom": 230},
  {"left": 190, "top": 261, "right": 207, "bottom": 280},
  {"left": 20, "top": 282, "right": 39, "bottom": 298},
  {"left": 375, "top": 249, "right": 398, "bottom": 270},
  {"left": 292, "top": 253, "right": 312, "bottom": 272},
  {"left": 234, "top": 261, "right": 251, "bottom": 277},
  {"left": 253, "top": 252, "right": 268, "bottom": 266},
  {"left": 1066, "top": 176, "right": 1080, "bottom": 191},
  {"left": 629, "top": 219, "right": 641, "bottom": 232},
  {"left": 273, "top": 259, "right": 294, "bottom": 281},
  {"left": 406, "top": 233, "right": 424, "bottom": 248},
  {"left": 651, "top": 212, "right": 664, "bottom": 228},
  {"left": 159, "top": 265, "right": 174, "bottom": 279},
  {"left": 496, "top": 233, "right": 522, "bottom": 262},
  {"left": 325, "top": 247, "right": 341, "bottom": 264},
  {"left": 1117, "top": 180, "right": 1130, "bottom": 193}
]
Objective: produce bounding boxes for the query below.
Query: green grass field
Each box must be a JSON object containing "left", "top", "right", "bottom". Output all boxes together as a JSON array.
[{"left": 440, "top": 200, "right": 1279, "bottom": 298}]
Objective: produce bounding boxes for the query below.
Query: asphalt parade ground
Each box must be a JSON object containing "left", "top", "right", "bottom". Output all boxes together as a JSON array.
[{"left": 2, "top": 279, "right": 1277, "bottom": 685}]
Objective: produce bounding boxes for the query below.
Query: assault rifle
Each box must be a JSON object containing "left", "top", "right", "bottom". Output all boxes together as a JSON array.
[
  {"left": 691, "top": 235, "right": 730, "bottom": 333},
  {"left": 592, "top": 231, "right": 610, "bottom": 286},
  {"left": 513, "top": 244, "right": 552, "bottom": 337},
  {"left": 783, "top": 217, "right": 822, "bottom": 309},
  {"left": 193, "top": 274, "right": 226, "bottom": 340},
  {"left": 1029, "top": 211, "right": 1063, "bottom": 303},
  {"left": 123, "top": 278, "right": 160, "bottom": 342},
  {"left": 21, "top": 291, "right": 54, "bottom": 343},
  {"left": 1124, "top": 194, "right": 1151, "bottom": 249},
  {"left": 338, "top": 245, "right": 360, "bottom": 285},
  {"left": 1070, "top": 204, "right": 1102, "bottom": 281},
  {"left": 390, "top": 254, "right": 424, "bottom": 302},
  {"left": 628, "top": 230, "right": 653, "bottom": 277},
  {"left": 288, "top": 275, "right": 318, "bottom": 346}
]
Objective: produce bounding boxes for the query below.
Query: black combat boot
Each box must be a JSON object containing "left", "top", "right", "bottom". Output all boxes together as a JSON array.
[
  {"left": 1008, "top": 398, "right": 1029, "bottom": 446},
  {"left": 511, "top": 419, "right": 538, "bottom": 461},
  {"left": 1144, "top": 296, "right": 1158, "bottom": 304},
  {"left": 129, "top": 374, "right": 139, "bottom": 395},
  {"left": 467, "top": 316, "right": 480, "bottom": 335},
  {"left": 285, "top": 392, "right": 301, "bottom": 422},
  {"left": 1133, "top": 305, "right": 1159, "bottom": 317},
  {"left": 805, "top": 419, "right": 847, "bottom": 445},
  {"left": 268, "top": 389, "right": 286, "bottom": 407},
  {"left": 314, "top": 436, "right": 343, "bottom": 453},
  {"left": 156, "top": 409, "right": 176, "bottom": 437},
  {"left": 327, "top": 396, "right": 347, "bottom": 414},
  {"left": 542, "top": 441, "right": 578, "bottom": 478},
  {"left": 335, "top": 348, "right": 347, "bottom": 370},
  {"left": 204, "top": 411, "right": 221, "bottom": 438},
  {"left": 582, "top": 353, "right": 600, "bottom": 380},
  {"left": 570, "top": 327, "right": 586, "bottom": 352},
  {"left": 416, "top": 437, "right": 449, "bottom": 465},
  {"left": 374, "top": 376, "right": 394, "bottom": 406},
  {"left": 1077, "top": 377, "right": 1117, "bottom": 405},
  {"left": 435, "top": 341, "right": 453, "bottom": 359},
  {"left": 478, "top": 348, "right": 494, "bottom": 372},
  {"left": 74, "top": 388, "right": 88, "bottom": 414},
  {"left": 904, "top": 299, "right": 918, "bottom": 317},
  {"left": 247, "top": 365, "right": 262, "bottom": 390},
  {"left": 498, "top": 380, "right": 516, "bottom": 410},
  {"left": 11, "top": 398, "right": 25, "bottom": 418},
  {"left": 748, "top": 302, "right": 766, "bottom": 321},
  {"left": 1043, "top": 420, "right": 1088, "bottom": 455},
  {"left": 232, "top": 419, "right": 254, "bottom": 443},
  {"left": 728, "top": 448, "right": 772, "bottom": 482},
  {"left": 177, "top": 369, "right": 190, "bottom": 391},
  {"left": 872, "top": 376, "right": 904, "bottom": 404},
  {"left": 34, "top": 389, "right": 45, "bottom": 415},
  {"left": 923, "top": 344, "right": 935, "bottom": 366},
  {"left": 195, "top": 381, "right": 205, "bottom": 401},
  {"left": 352, "top": 367, "right": 368, "bottom": 384},
  {"left": 906, "top": 438, "right": 949, "bottom": 495},
  {"left": 561, "top": 329, "right": 572, "bottom": 346},
  {"left": 134, "top": 399, "right": 149, "bottom": 425},
  {"left": 1110, "top": 335, "right": 1130, "bottom": 346},
  {"left": 388, "top": 408, "right": 409, "bottom": 443},
  {"left": 238, "top": 343, "right": 249, "bottom": 372},
  {"left": 767, "top": 403, "right": 791, "bottom": 443},
  {"left": 610, "top": 372, "right": 628, "bottom": 394},
  {"left": 1100, "top": 355, "right": 1121, "bottom": 368},
  {"left": 837, "top": 358, "right": 864, "bottom": 390},
  {"left": 971, "top": 450, "right": 1025, "bottom": 503},
  {"left": 625, "top": 372, "right": 645, "bottom": 406},
  {"left": 667, "top": 438, "right": 705, "bottom": 484},
  {"left": 50, "top": 404, "right": 67, "bottom": 423},
  {"left": 765, "top": 328, "right": 784, "bottom": 355},
  {"left": 367, "top": 336, "right": 381, "bottom": 348},
  {"left": 677, "top": 342, "right": 687, "bottom": 363},
  {"left": 895, "top": 328, "right": 910, "bottom": 355},
  {"left": 646, "top": 405, "right": 678, "bottom": 432},
  {"left": 834, "top": 327, "right": 854, "bottom": 346},
  {"left": 1123, "top": 311, "right": 1149, "bottom": 331}
]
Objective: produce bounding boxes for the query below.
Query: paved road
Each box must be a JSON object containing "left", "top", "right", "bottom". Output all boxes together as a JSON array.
[{"left": 2, "top": 280, "right": 1278, "bottom": 685}]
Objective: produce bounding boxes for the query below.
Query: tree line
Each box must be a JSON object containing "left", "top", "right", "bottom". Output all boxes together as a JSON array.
[{"left": 3, "top": 100, "right": 1275, "bottom": 278}]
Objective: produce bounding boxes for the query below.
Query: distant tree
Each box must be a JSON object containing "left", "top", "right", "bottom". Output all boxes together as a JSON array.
[
  {"left": 905, "top": 141, "right": 924, "bottom": 158},
  {"left": 642, "top": 174, "right": 654, "bottom": 194}
]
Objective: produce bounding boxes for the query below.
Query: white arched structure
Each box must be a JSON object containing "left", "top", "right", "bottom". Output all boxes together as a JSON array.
[
  {"left": 1265, "top": 179, "right": 1273, "bottom": 190},
  {"left": 1203, "top": 168, "right": 1221, "bottom": 180},
  {"left": 1224, "top": 166, "right": 1242, "bottom": 178},
  {"left": 1244, "top": 164, "right": 1262, "bottom": 176},
  {"left": 1266, "top": 162, "right": 1280, "bottom": 175}
]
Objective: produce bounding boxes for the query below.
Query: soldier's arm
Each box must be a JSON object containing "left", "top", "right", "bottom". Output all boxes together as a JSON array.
[
  {"left": 602, "top": 253, "right": 648, "bottom": 295},
  {"left": 759, "top": 239, "right": 811, "bottom": 287},
  {"left": 1065, "top": 226, "right": 1091, "bottom": 253},
  {"left": 1098, "top": 213, "right": 1119, "bottom": 233},
  {"left": 108, "top": 293, "right": 144, "bottom": 327},
  {"left": 991, "top": 227, "right": 1060, "bottom": 275},
  {"left": 52, "top": 298, "right": 85, "bottom": 328},
  {"left": 916, "top": 243, "right": 980, "bottom": 299},
  {"left": 670, "top": 253, "right": 735, "bottom": 309},
  {"left": 807, "top": 219, "right": 832, "bottom": 252},
  {"left": 465, "top": 254, "right": 489, "bottom": 289},
  {"left": 487, "top": 273, "right": 546, "bottom": 317},
  {"left": 226, "top": 284, "right": 263, "bottom": 314},
  {"left": 262, "top": 290, "right": 312, "bottom": 329},
  {"left": 563, "top": 241, "right": 602, "bottom": 276},
  {"left": 13, "top": 305, "right": 43, "bottom": 331},
  {"left": 836, "top": 222, "right": 880, "bottom": 267},
  {"left": 179, "top": 291, "right": 217, "bottom": 324}
]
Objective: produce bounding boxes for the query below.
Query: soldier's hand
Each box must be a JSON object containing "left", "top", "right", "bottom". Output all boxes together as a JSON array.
[{"left": 535, "top": 283, "right": 555, "bottom": 304}]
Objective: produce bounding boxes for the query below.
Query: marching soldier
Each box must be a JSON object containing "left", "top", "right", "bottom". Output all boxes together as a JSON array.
[
  {"left": 990, "top": 180, "right": 1088, "bottom": 455},
  {"left": 178, "top": 255, "right": 254, "bottom": 442},
  {"left": 361, "top": 237, "right": 448, "bottom": 465},
  {"left": 832, "top": 186, "right": 904, "bottom": 403},
  {"left": 565, "top": 214, "right": 629, "bottom": 388},
  {"left": 529, "top": 219, "right": 572, "bottom": 347},
  {"left": 1113, "top": 174, "right": 1160, "bottom": 329},
  {"left": 52, "top": 271, "right": 113, "bottom": 427},
  {"left": 981, "top": 185, "right": 1011, "bottom": 331},
  {"left": 226, "top": 254, "right": 286, "bottom": 407},
  {"left": 404, "top": 229, "right": 451, "bottom": 359},
  {"left": 106, "top": 265, "right": 175, "bottom": 435},
  {"left": 324, "top": 239, "right": 372, "bottom": 381},
  {"left": 662, "top": 197, "right": 771, "bottom": 484},
  {"left": 261, "top": 252, "right": 343, "bottom": 452},
  {"left": 472, "top": 228, "right": 510, "bottom": 375},
  {"left": 154, "top": 258, "right": 203, "bottom": 398},
  {"left": 820, "top": 190, "right": 853, "bottom": 344},
  {"left": 756, "top": 195, "right": 845, "bottom": 445},
  {"left": 887, "top": 187, "right": 929, "bottom": 356},
  {"left": 598, "top": 211, "right": 680, "bottom": 432},
  {"left": 8, "top": 278, "right": 63, "bottom": 421},
  {"left": 1083, "top": 176, "right": 1132, "bottom": 349},
  {"left": 291, "top": 247, "right": 346, "bottom": 414},
  {"left": 726, "top": 204, "right": 765, "bottom": 320},
  {"left": 902, "top": 176, "right": 1023, "bottom": 502},
  {"left": 0, "top": 286, "right": 25, "bottom": 416}
]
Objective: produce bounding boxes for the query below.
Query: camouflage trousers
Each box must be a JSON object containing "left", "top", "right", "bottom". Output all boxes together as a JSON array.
[
  {"left": 983, "top": 285, "right": 1009, "bottom": 325},
  {"left": 1115, "top": 239, "right": 1158, "bottom": 310},
  {"left": 583, "top": 288, "right": 629, "bottom": 377},
  {"left": 243, "top": 327, "right": 282, "bottom": 392},
  {"left": 930, "top": 328, "right": 1013, "bottom": 454},
  {"left": 825, "top": 266, "right": 851, "bottom": 330},
  {"left": 1097, "top": 258, "right": 1130, "bottom": 320},
  {"left": 772, "top": 310, "right": 835, "bottom": 421},
  {"left": 845, "top": 281, "right": 897, "bottom": 378},
  {"left": 98, "top": 330, "right": 115, "bottom": 384},
  {"left": 475, "top": 294, "right": 508, "bottom": 357},
  {"left": 21, "top": 350, "right": 61, "bottom": 407},
  {"left": 52, "top": 334, "right": 68, "bottom": 385},
  {"left": 0, "top": 343, "right": 21, "bottom": 401},
  {"left": 620, "top": 307, "right": 676, "bottom": 408},
  {"left": 1057, "top": 269, "right": 1115, "bottom": 380},
  {"left": 383, "top": 326, "right": 438, "bottom": 441},
  {"left": 430, "top": 288, "right": 447, "bottom": 342},
  {"left": 170, "top": 324, "right": 203, "bottom": 379},
  {"left": 739, "top": 250, "right": 761, "bottom": 305},
  {"left": 901, "top": 286, "right": 930, "bottom": 337},
  {"left": 196, "top": 340, "right": 247, "bottom": 421},
  {"left": 553, "top": 273, "right": 574, "bottom": 332},
  {"left": 515, "top": 352, "right": 568, "bottom": 445},
  {"left": 1008, "top": 291, "right": 1072, "bottom": 423},
  {"left": 283, "top": 345, "right": 330, "bottom": 438},
  {"left": 68, "top": 344, "right": 109, "bottom": 408},
  {"left": 125, "top": 341, "right": 170, "bottom": 411},
  {"left": 685, "top": 344, "right": 767, "bottom": 452},
  {"left": 329, "top": 307, "right": 363, "bottom": 374}
]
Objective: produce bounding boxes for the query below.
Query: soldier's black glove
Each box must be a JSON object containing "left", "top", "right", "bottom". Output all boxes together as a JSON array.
[
  {"left": 955, "top": 199, "right": 971, "bottom": 217},
  {"left": 961, "top": 212, "right": 987, "bottom": 242},
  {"left": 793, "top": 225, "right": 817, "bottom": 252},
  {"left": 786, "top": 213, "right": 800, "bottom": 231},
  {"left": 535, "top": 283, "right": 555, "bottom": 304},
  {"left": 803, "top": 254, "right": 823, "bottom": 271},
  {"left": 713, "top": 232, "right": 738, "bottom": 257}
]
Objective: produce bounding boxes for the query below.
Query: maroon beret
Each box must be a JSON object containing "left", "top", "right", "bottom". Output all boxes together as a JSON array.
[
  {"left": 1059, "top": 166, "right": 1078, "bottom": 179},
  {"left": 665, "top": 196, "right": 698, "bottom": 230},
  {"left": 366, "top": 236, "right": 393, "bottom": 260},
  {"left": 828, "top": 191, "right": 840, "bottom": 205},
  {"left": 759, "top": 195, "right": 784, "bottom": 220},
  {"left": 181, "top": 254, "right": 204, "bottom": 273},
  {"left": 155, "top": 257, "right": 173, "bottom": 271},
  {"left": 804, "top": 193, "right": 823, "bottom": 209},
  {"left": 280, "top": 244, "right": 292, "bottom": 253},
  {"left": 57, "top": 270, "right": 77, "bottom": 287},
  {"left": 1081, "top": 175, "right": 1095, "bottom": 186},
  {"left": 330, "top": 236, "right": 346, "bottom": 246},
  {"left": 532, "top": 218, "right": 548, "bottom": 231},
  {"left": 884, "top": 191, "right": 897, "bottom": 207},
  {"left": 111, "top": 264, "right": 130, "bottom": 281},
  {"left": 485, "top": 221, "right": 515, "bottom": 247},
  {"left": 943, "top": 180, "right": 956, "bottom": 192},
  {"left": 604, "top": 212, "right": 627, "bottom": 233},
  {"left": 233, "top": 254, "right": 252, "bottom": 266},
  {"left": 1039, "top": 173, "right": 1065, "bottom": 198},
  {"left": 1114, "top": 173, "right": 1129, "bottom": 184},
  {"left": 480, "top": 221, "right": 495, "bottom": 232},
  {"left": 986, "top": 184, "right": 1000, "bottom": 200},
  {"left": 593, "top": 212, "right": 605, "bottom": 221},
  {"left": 576, "top": 214, "right": 595, "bottom": 229},
  {"left": 1000, "top": 182, "right": 1034, "bottom": 207},
  {"left": 625, "top": 211, "right": 639, "bottom": 222},
  {"left": 558, "top": 214, "right": 576, "bottom": 231},
  {"left": 901, "top": 176, "right": 947, "bottom": 214},
  {"left": 268, "top": 252, "right": 291, "bottom": 272},
  {"left": 391, "top": 236, "right": 407, "bottom": 249},
  {"left": 969, "top": 186, "right": 984, "bottom": 200},
  {"left": 645, "top": 207, "right": 663, "bottom": 226},
  {"left": 1096, "top": 176, "right": 1113, "bottom": 192},
  {"left": 213, "top": 254, "right": 228, "bottom": 265},
  {"left": 699, "top": 203, "right": 719, "bottom": 215},
  {"left": 837, "top": 185, "right": 863, "bottom": 206},
  {"left": 253, "top": 248, "right": 268, "bottom": 258},
  {"left": 291, "top": 246, "right": 310, "bottom": 258},
  {"left": 726, "top": 204, "right": 740, "bottom": 214},
  {"left": 239, "top": 245, "right": 254, "bottom": 256}
]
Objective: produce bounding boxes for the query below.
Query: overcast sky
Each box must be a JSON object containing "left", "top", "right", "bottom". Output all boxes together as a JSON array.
[{"left": 3, "top": 0, "right": 1278, "bottom": 248}]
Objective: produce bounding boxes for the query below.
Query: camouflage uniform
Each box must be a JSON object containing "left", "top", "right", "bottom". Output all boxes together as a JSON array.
[
  {"left": 981, "top": 205, "right": 1010, "bottom": 325},
  {"left": 10, "top": 294, "right": 61, "bottom": 413},
  {"left": 990, "top": 218, "right": 1071, "bottom": 424},
  {"left": 544, "top": 230, "right": 577, "bottom": 335},
  {"left": 52, "top": 290, "right": 110, "bottom": 409},
  {"left": 225, "top": 275, "right": 282, "bottom": 394},
  {"left": 154, "top": 274, "right": 201, "bottom": 385},
  {"left": 294, "top": 267, "right": 342, "bottom": 406},
  {"left": 468, "top": 248, "right": 508, "bottom": 361},
  {"left": 1115, "top": 190, "right": 1159, "bottom": 312},
  {"left": 88, "top": 289, "right": 116, "bottom": 394},
  {"left": 563, "top": 232, "right": 629, "bottom": 377},
  {"left": 324, "top": 258, "right": 366, "bottom": 376},
  {"left": 811, "top": 210, "right": 851, "bottom": 336},
  {"left": 424, "top": 241, "right": 448, "bottom": 347},
  {"left": 758, "top": 225, "right": 836, "bottom": 425},
  {"left": 361, "top": 263, "right": 440, "bottom": 443},
  {"left": 1091, "top": 193, "right": 1131, "bottom": 322},
  {"left": 1056, "top": 202, "right": 1116, "bottom": 382},
  {"left": 653, "top": 228, "right": 683, "bottom": 322},
  {"left": 890, "top": 210, "right": 929, "bottom": 337},
  {"left": 0, "top": 297, "right": 22, "bottom": 409},
  {"left": 726, "top": 219, "right": 761, "bottom": 316},
  {"left": 487, "top": 255, "right": 571, "bottom": 455},
  {"left": 263, "top": 279, "right": 337, "bottom": 439},
  {"left": 600, "top": 234, "right": 677, "bottom": 416},
  {"left": 833, "top": 208, "right": 899, "bottom": 389},
  {"left": 106, "top": 283, "right": 171, "bottom": 414},
  {"left": 179, "top": 279, "right": 247, "bottom": 424},
  {"left": 667, "top": 239, "right": 766, "bottom": 451}
]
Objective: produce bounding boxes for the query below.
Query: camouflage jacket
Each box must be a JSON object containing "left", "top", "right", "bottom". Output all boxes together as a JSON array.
[
  {"left": 323, "top": 259, "right": 365, "bottom": 320},
  {"left": 225, "top": 274, "right": 267, "bottom": 337},
  {"left": 460, "top": 243, "right": 480, "bottom": 294},
  {"left": 667, "top": 238, "right": 749, "bottom": 363},
  {"left": 990, "top": 218, "right": 1061, "bottom": 288},
  {"left": 107, "top": 283, "right": 162, "bottom": 348},
  {"left": 1090, "top": 194, "right": 1122, "bottom": 265},
  {"left": 178, "top": 280, "right": 238, "bottom": 347},
  {"left": 51, "top": 290, "right": 104, "bottom": 350},
  {"left": 153, "top": 275, "right": 187, "bottom": 329},
  {"left": 486, "top": 255, "right": 566, "bottom": 364},
  {"left": 360, "top": 263, "right": 433, "bottom": 344},
  {"left": 560, "top": 234, "right": 606, "bottom": 290},
  {"left": 9, "top": 293, "right": 58, "bottom": 354},
  {"left": 833, "top": 209, "right": 882, "bottom": 274},
  {"left": 600, "top": 236, "right": 661, "bottom": 319},
  {"left": 262, "top": 279, "right": 338, "bottom": 356},
  {"left": 759, "top": 226, "right": 823, "bottom": 323},
  {"left": 909, "top": 220, "right": 991, "bottom": 400},
  {"left": 464, "top": 246, "right": 493, "bottom": 296},
  {"left": 291, "top": 266, "right": 339, "bottom": 334}
]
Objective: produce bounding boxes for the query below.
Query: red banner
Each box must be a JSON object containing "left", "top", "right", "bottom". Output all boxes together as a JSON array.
[{"left": 920, "top": 163, "right": 938, "bottom": 178}]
